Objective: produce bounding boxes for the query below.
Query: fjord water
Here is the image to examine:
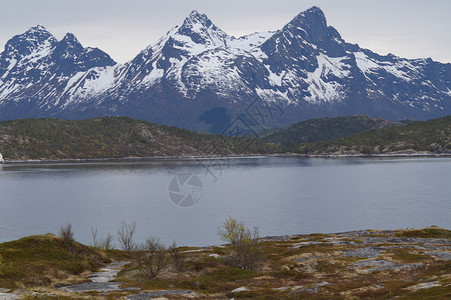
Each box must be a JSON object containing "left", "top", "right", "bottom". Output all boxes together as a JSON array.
[{"left": 0, "top": 157, "right": 450, "bottom": 247}]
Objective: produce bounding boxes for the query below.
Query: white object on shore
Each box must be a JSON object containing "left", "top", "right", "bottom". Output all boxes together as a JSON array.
[{"left": 0, "top": 153, "right": 4, "bottom": 164}]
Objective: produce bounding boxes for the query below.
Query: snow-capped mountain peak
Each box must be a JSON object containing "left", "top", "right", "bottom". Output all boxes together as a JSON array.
[
  {"left": 0, "top": 25, "right": 115, "bottom": 105},
  {"left": 300, "top": 6, "right": 326, "bottom": 18},
  {"left": 175, "top": 10, "right": 231, "bottom": 50},
  {"left": 29, "top": 24, "right": 48, "bottom": 32},
  {"left": 2, "top": 25, "right": 56, "bottom": 60},
  {"left": 60, "top": 33, "right": 83, "bottom": 49},
  {"left": 282, "top": 5, "right": 342, "bottom": 47},
  {"left": 183, "top": 10, "right": 214, "bottom": 28}
]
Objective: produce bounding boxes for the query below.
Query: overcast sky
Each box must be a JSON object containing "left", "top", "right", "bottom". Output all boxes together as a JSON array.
[{"left": 0, "top": 0, "right": 450, "bottom": 64}]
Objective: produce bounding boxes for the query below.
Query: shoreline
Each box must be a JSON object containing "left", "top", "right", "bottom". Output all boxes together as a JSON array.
[
  {"left": 1, "top": 226, "right": 449, "bottom": 248},
  {"left": 2, "top": 152, "right": 451, "bottom": 165}
]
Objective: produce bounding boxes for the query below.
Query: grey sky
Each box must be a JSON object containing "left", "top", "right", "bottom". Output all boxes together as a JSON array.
[{"left": 0, "top": 0, "right": 450, "bottom": 64}]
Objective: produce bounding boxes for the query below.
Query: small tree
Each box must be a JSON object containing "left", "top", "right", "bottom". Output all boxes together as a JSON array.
[
  {"left": 218, "top": 217, "right": 245, "bottom": 247},
  {"left": 59, "top": 223, "right": 75, "bottom": 244},
  {"left": 136, "top": 237, "right": 167, "bottom": 278},
  {"left": 168, "top": 241, "right": 186, "bottom": 272},
  {"left": 117, "top": 221, "right": 136, "bottom": 251},
  {"left": 218, "top": 217, "right": 262, "bottom": 270}
]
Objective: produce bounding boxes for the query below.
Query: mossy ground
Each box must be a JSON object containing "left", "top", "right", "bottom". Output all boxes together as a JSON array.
[
  {"left": 0, "top": 234, "right": 109, "bottom": 289},
  {"left": 0, "top": 227, "right": 450, "bottom": 299}
]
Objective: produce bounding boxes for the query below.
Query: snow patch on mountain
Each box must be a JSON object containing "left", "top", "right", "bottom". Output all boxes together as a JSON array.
[
  {"left": 354, "top": 51, "right": 379, "bottom": 75},
  {"left": 256, "top": 87, "right": 291, "bottom": 103},
  {"left": 228, "top": 31, "right": 274, "bottom": 51},
  {"left": 26, "top": 39, "right": 53, "bottom": 64},
  {"left": 1, "top": 58, "right": 17, "bottom": 80},
  {"left": 355, "top": 51, "right": 422, "bottom": 82},
  {"left": 265, "top": 65, "right": 285, "bottom": 86},
  {"left": 304, "top": 53, "right": 351, "bottom": 103},
  {"left": 60, "top": 64, "right": 131, "bottom": 109},
  {"left": 62, "top": 71, "right": 85, "bottom": 95},
  {"left": 140, "top": 62, "right": 164, "bottom": 86},
  {"left": 0, "top": 80, "right": 18, "bottom": 101},
  {"left": 180, "top": 49, "right": 251, "bottom": 98}
]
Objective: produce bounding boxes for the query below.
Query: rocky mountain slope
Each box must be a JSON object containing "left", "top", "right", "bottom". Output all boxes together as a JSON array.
[{"left": 0, "top": 7, "right": 450, "bottom": 131}]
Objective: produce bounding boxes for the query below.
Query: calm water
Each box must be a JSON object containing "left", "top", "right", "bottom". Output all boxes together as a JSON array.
[{"left": 0, "top": 157, "right": 450, "bottom": 247}]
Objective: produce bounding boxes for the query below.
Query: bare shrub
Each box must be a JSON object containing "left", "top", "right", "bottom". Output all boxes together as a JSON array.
[
  {"left": 100, "top": 234, "right": 114, "bottom": 250},
  {"left": 218, "top": 217, "right": 262, "bottom": 270},
  {"left": 232, "top": 226, "right": 261, "bottom": 270},
  {"left": 58, "top": 223, "right": 75, "bottom": 244},
  {"left": 91, "top": 227, "right": 99, "bottom": 247},
  {"left": 117, "top": 221, "right": 136, "bottom": 251},
  {"left": 136, "top": 237, "right": 167, "bottom": 278},
  {"left": 168, "top": 241, "right": 186, "bottom": 272},
  {"left": 91, "top": 227, "right": 114, "bottom": 250}
]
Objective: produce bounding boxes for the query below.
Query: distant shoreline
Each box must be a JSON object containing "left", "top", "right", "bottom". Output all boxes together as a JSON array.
[{"left": 2, "top": 152, "right": 450, "bottom": 165}]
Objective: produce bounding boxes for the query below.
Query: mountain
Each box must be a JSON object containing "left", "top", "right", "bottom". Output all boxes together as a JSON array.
[
  {"left": 263, "top": 115, "right": 408, "bottom": 144},
  {"left": 0, "top": 25, "right": 115, "bottom": 119},
  {"left": 0, "top": 7, "right": 450, "bottom": 131}
]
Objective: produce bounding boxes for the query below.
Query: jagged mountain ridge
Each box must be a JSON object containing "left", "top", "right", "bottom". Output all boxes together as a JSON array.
[
  {"left": 0, "top": 7, "right": 450, "bottom": 131},
  {"left": 0, "top": 25, "right": 115, "bottom": 114}
]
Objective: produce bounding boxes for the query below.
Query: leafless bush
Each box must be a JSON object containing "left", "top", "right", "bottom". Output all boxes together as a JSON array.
[
  {"left": 136, "top": 237, "right": 167, "bottom": 278},
  {"left": 100, "top": 234, "right": 114, "bottom": 250},
  {"left": 59, "top": 223, "right": 75, "bottom": 244},
  {"left": 232, "top": 226, "right": 261, "bottom": 270},
  {"left": 91, "top": 227, "right": 114, "bottom": 250},
  {"left": 117, "top": 221, "right": 136, "bottom": 251},
  {"left": 169, "top": 241, "right": 186, "bottom": 272},
  {"left": 218, "top": 217, "right": 262, "bottom": 270},
  {"left": 91, "top": 227, "right": 99, "bottom": 247}
]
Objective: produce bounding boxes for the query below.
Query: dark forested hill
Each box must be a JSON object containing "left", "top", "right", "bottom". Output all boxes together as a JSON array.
[
  {"left": 0, "top": 117, "right": 275, "bottom": 160},
  {"left": 295, "top": 116, "right": 451, "bottom": 155},
  {"left": 0, "top": 116, "right": 449, "bottom": 161},
  {"left": 264, "top": 115, "right": 407, "bottom": 144}
]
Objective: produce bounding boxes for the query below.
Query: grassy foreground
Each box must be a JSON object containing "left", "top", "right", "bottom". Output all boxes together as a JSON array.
[{"left": 0, "top": 227, "right": 450, "bottom": 299}]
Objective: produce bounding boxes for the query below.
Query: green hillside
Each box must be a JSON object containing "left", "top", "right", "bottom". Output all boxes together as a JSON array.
[
  {"left": 295, "top": 116, "right": 451, "bottom": 155},
  {"left": 0, "top": 116, "right": 450, "bottom": 160},
  {"left": 0, "top": 117, "right": 275, "bottom": 161},
  {"left": 264, "top": 114, "right": 406, "bottom": 144}
]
